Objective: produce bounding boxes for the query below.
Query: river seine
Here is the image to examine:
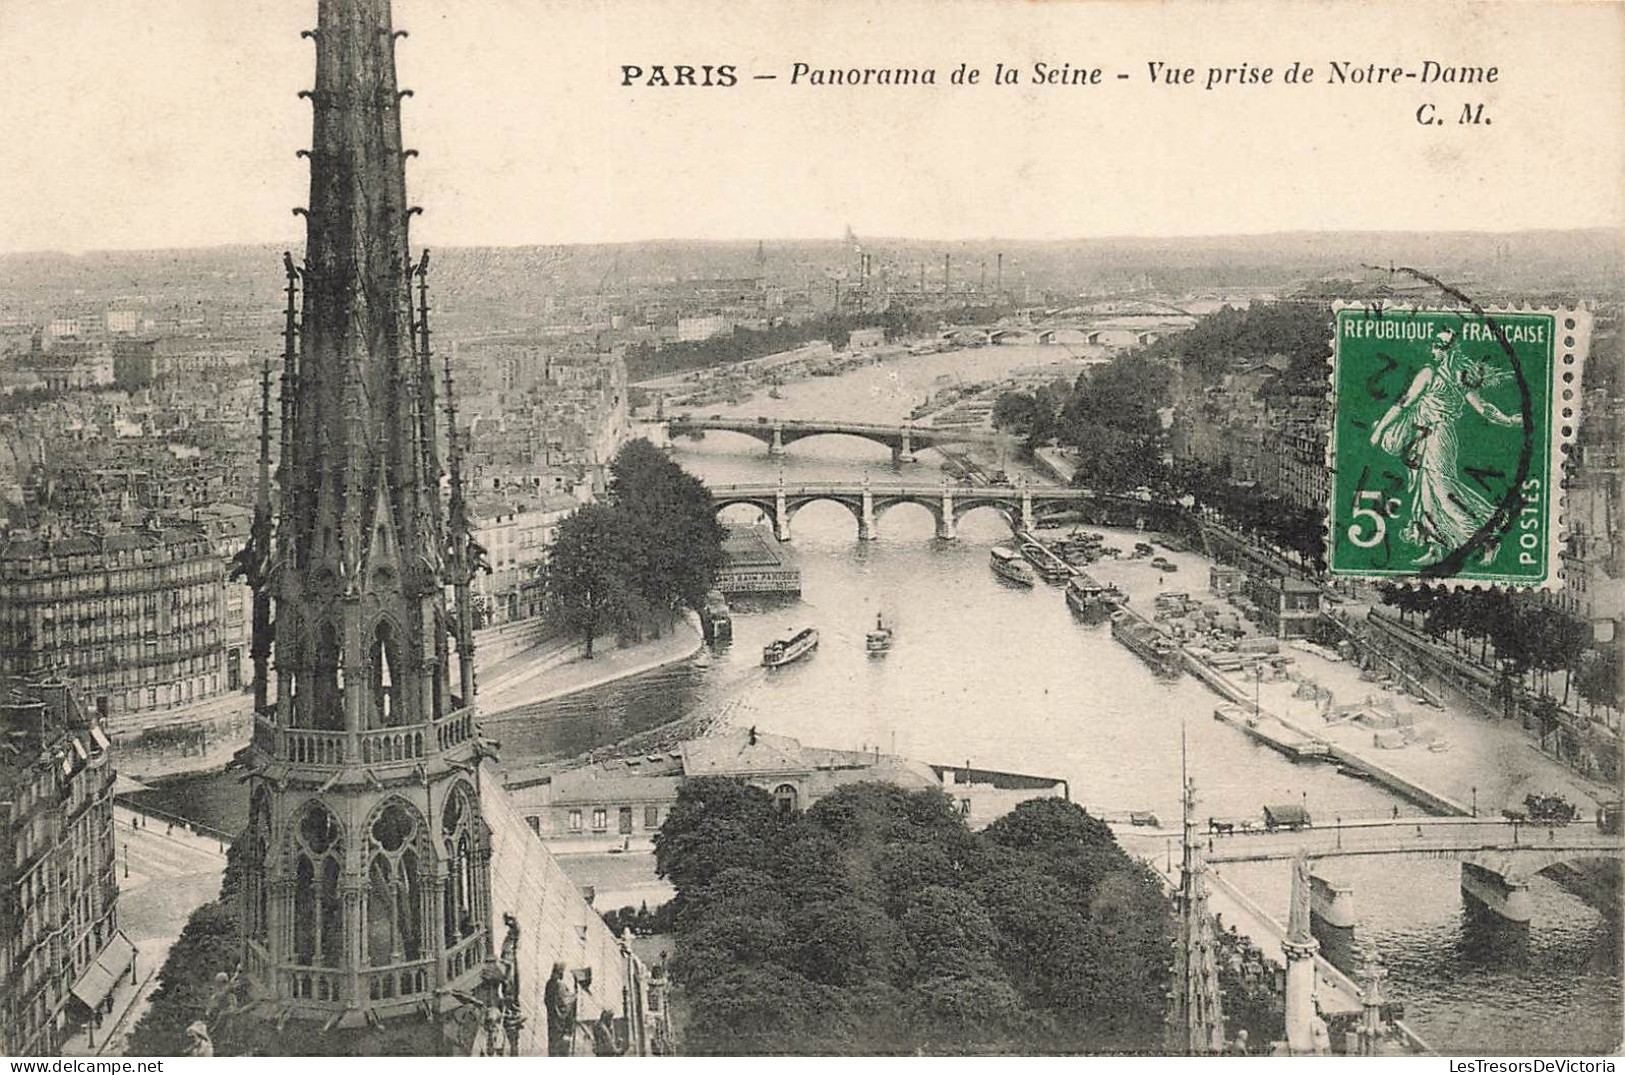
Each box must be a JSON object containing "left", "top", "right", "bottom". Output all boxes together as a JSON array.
[{"left": 141, "top": 343, "right": 1618, "bottom": 1055}]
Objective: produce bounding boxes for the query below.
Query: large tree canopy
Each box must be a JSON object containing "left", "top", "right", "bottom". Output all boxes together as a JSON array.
[
  {"left": 658, "top": 779, "right": 1173, "bottom": 1055},
  {"left": 544, "top": 439, "right": 724, "bottom": 654}
]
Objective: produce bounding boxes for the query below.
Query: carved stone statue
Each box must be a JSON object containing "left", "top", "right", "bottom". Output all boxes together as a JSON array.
[
  {"left": 186, "top": 1021, "right": 214, "bottom": 1058},
  {"left": 543, "top": 961, "right": 577, "bottom": 1057},
  {"left": 1287, "top": 852, "right": 1314, "bottom": 944},
  {"left": 496, "top": 913, "right": 524, "bottom": 1056}
]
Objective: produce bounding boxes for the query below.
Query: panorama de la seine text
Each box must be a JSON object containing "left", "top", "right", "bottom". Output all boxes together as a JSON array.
[{"left": 617, "top": 59, "right": 1499, "bottom": 88}]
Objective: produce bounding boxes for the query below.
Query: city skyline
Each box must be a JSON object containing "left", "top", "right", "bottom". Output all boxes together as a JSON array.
[{"left": 1, "top": 0, "right": 1621, "bottom": 254}]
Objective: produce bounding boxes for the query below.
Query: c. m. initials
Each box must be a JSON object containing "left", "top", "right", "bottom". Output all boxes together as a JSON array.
[{"left": 1415, "top": 102, "right": 1492, "bottom": 126}]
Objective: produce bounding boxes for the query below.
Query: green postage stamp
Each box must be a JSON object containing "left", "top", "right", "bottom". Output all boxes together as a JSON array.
[{"left": 1327, "top": 304, "right": 1590, "bottom": 589}]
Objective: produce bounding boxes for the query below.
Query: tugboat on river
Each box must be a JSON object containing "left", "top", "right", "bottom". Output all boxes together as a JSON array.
[
  {"left": 763, "top": 627, "right": 819, "bottom": 668},
  {"left": 989, "top": 546, "right": 1036, "bottom": 587},
  {"left": 865, "top": 613, "right": 894, "bottom": 656}
]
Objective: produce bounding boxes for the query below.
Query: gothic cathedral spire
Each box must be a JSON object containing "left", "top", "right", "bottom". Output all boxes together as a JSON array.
[{"left": 234, "top": 0, "right": 495, "bottom": 1050}]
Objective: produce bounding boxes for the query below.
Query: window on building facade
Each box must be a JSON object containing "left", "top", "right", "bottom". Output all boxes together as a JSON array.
[
  {"left": 244, "top": 789, "right": 271, "bottom": 946},
  {"left": 365, "top": 799, "right": 426, "bottom": 966},
  {"left": 591, "top": 808, "right": 606, "bottom": 831},
  {"left": 644, "top": 805, "right": 659, "bottom": 829},
  {"left": 370, "top": 620, "right": 399, "bottom": 728},
  {"left": 292, "top": 802, "right": 345, "bottom": 968},
  {"left": 441, "top": 783, "right": 482, "bottom": 946},
  {"left": 774, "top": 784, "right": 799, "bottom": 814},
  {"left": 568, "top": 810, "right": 582, "bottom": 832}
]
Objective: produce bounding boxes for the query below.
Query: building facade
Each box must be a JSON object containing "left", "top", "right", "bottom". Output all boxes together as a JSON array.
[
  {"left": 0, "top": 677, "right": 131, "bottom": 1056},
  {"left": 0, "top": 521, "right": 234, "bottom": 741},
  {"left": 509, "top": 728, "right": 1069, "bottom": 845}
]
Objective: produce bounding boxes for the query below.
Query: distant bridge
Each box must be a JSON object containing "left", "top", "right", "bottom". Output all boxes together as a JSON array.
[
  {"left": 1120, "top": 816, "right": 1622, "bottom": 923},
  {"left": 708, "top": 480, "right": 1173, "bottom": 541},
  {"left": 667, "top": 415, "right": 1005, "bottom": 462},
  {"left": 941, "top": 321, "right": 1190, "bottom": 348}
]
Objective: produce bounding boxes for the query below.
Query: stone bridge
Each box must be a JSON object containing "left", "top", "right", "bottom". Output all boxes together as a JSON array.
[
  {"left": 667, "top": 414, "right": 1006, "bottom": 462},
  {"left": 1121, "top": 816, "right": 1622, "bottom": 923},
  {"left": 708, "top": 480, "right": 1137, "bottom": 541}
]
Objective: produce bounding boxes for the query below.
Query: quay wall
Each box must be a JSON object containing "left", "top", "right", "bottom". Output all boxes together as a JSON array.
[{"left": 1180, "top": 648, "right": 1471, "bottom": 817}]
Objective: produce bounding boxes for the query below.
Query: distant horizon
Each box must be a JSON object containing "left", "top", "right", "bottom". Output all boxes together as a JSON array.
[{"left": 2, "top": 224, "right": 1618, "bottom": 262}]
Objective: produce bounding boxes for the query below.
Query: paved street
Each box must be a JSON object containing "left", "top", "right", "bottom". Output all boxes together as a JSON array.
[{"left": 67, "top": 807, "right": 229, "bottom": 1057}]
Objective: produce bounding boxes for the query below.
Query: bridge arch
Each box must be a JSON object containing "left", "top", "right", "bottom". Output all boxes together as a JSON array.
[
  {"left": 951, "top": 495, "right": 1021, "bottom": 525},
  {"left": 871, "top": 497, "right": 945, "bottom": 531},
  {"left": 678, "top": 426, "right": 777, "bottom": 451},
  {"left": 783, "top": 495, "right": 866, "bottom": 534},
  {"left": 774, "top": 430, "right": 903, "bottom": 459},
  {"left": 712, "top": 497, "right": 778, "bottom": 528}
]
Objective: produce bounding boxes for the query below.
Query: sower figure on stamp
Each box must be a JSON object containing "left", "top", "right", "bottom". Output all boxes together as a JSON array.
[{"left": 1368, "top": 326, "right": 1521, "bottom": 566}]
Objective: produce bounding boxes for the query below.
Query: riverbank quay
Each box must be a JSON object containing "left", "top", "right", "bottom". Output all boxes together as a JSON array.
[
  {"left": 1195, "top": 511, "right": 1618, "bottom": 792},
  {"left": 480, "top": 613, "right": 704, "bottom": 718},
  {"left": 115, "top": 616, "right": 700, "bottom": 782},
  {"left": 1087, "top": 532, "right": 1604, "bottom": 822},
  {"left": 1357, "top": 608, "right": 1620, "bottom": 786}
]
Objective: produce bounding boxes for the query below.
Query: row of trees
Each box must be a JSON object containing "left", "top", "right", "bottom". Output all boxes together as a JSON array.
[
  {"left": 624, "top": 302, "right": 1024, "bottom": 382},
  {"left": 1378, "top": 584, "right": 1620, "bottom": 719},
  {"left": 1173, "top": 458, "right": 1327, "bottom": 571},
  {"left": 624, "top": 310, "right": 919, "bottom": 382},
  {"left": 544, "top": 439, "right": 725, "bottom": 657},
  {"left": 992, "top": 354, "right": 1174, "bottom": 493},
  {"left": 654, "top": 779, "right": 1173, "bottom": 1055}
]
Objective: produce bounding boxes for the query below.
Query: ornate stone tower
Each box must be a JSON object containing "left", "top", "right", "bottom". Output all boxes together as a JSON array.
[
  {"left": 1166, "top": 774, "right": 1225, "bottom": 1055},
  {"left": 232, "top": 0, "right": 498, "bottom": 1051}
]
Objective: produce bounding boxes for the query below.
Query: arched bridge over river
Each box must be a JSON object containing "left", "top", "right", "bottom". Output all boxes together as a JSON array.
[
  {"left": 668, "top": 415, "right": 1007, "bottom": 462},
  {"left": 1118, "top": 816, "right": 1622, "bottom": 924},
  {"left": 708, "top": 480, "right": 1180, "bottom": 541}
]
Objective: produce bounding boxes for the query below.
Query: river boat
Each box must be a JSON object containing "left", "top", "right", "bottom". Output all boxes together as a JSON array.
[
  {"left": 699, "top": 589, "right": 733, "bottom": 644},
  {"left": 762, "top": 627, "right": 819, "bottom": 668},
  {"left": 1110, "top": 611, "right": 1183, "bottom": 677},
  {"left": 1019, "top": 541, "right": 1071, "bottom": 583},
  {"left": 865, "top": 613, "right": 894, "bottom": 655},
  {"left": 990, "top": 546, "right": 1036, "bottom": 587},
  {"left": 1065, "top": 574, "right": 1127, "bottom": 623}
]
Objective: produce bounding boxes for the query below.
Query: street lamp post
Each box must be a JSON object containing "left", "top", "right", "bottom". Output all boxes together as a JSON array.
[{"left": 1471, "top": 786, "right": 1478, "bottom": 817}]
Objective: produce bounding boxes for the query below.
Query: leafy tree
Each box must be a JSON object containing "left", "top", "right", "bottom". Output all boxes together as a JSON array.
[
  {"left": 680, "top": 965, "right": 861, "bottom": 1055},
  {"left": 661, "top": 782, "right": 1173, "bottom": 1054},
  {"left": 548, "top": 439, "right": 724, "bottom": 647},
  {"left": 125, "top": 900, "right": 241, "bottom": 1056},
  {"left": 1576, "top": 644, "right": 1622, "bottom": 715},
  {"left": 543, "top": 502, "right": 634, "bottom": 658},
  {"left": 991, "top": 391, "right": 1038, "bottom": 433},
  {"left": 654, "top": 777, "right": 783, "bottom": 891}
]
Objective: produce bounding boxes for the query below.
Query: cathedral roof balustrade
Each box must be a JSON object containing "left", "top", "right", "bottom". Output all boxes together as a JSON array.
[
  {"left": 442, "top": 929, "right": 486, "bottom": 985},
  {"left": 363, "top": 957, "right": 435, "bottom": 1007},
  {"left": 280, "top": 965, "right": 345, "bottom": 1010},
  {"left": 268, "top": 706, "right": 478, "bottom": 769}
]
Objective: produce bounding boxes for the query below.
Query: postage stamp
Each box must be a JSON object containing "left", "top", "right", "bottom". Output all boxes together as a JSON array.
[{"left": 1326, "top": 302, "right": 1590, "bottom": 589}]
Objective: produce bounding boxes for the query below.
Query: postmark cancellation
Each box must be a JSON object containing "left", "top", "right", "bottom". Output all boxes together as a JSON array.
[{"left": 1326, "top": 302, "right": 1591, "bottom": 591}]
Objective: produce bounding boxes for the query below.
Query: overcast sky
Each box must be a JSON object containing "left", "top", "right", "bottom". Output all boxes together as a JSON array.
[{"left": 1, "top": 0, "right": 1620, "bottom": 253}]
